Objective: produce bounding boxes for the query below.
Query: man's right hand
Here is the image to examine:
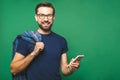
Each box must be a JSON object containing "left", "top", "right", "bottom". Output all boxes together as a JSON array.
[{"left": 31, "top": 42, "right": 44, "bottom": 56}]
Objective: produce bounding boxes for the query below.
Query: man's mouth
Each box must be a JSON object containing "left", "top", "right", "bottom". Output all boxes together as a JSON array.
[{"left": 42, "top": 22, "right": 50, "bottom": 26}]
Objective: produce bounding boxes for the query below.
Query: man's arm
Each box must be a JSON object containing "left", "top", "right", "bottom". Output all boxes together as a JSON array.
[
  {"left": 60, "top": 53, "right": 70, "bottom": 75},
  {"left": 10, "top": 42, "right": 44, "bottom": 75},
  {"left": 60, "top": 53, "right": 80, "bottom": 75},
  {"left": 10, "top": 52, "right": 36, "bottom": 75}
]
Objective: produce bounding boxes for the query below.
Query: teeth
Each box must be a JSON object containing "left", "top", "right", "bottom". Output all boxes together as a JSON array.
[{"left": 44, "top": 23, "right": 48, "bottom": 24}]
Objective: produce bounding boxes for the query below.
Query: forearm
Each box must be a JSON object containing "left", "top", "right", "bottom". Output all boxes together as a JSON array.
[{"left": 10, "top": 52, "right": 36, "bottom": 75}]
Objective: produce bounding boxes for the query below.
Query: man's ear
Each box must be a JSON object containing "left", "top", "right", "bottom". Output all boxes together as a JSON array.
[
  {"left": 53, "top": 16, "right": 55, "bottom": 19},
  {"left": 35, "top": 15, "right": 38, "bottom": 21},
  {"left": 53, "top": 16, "right": 55, "bottom": 20}
]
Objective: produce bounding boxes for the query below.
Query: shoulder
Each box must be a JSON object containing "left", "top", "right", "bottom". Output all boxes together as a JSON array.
[
  {"left": 52, "top": 32, "right": 66, "bottom": 41},
  {"left": 13, "top": 35, "right": 29, "bottom": 46},
  {"left": 13, "top": 30, "right": 37, "bottom": 44},
  {"left": 13, "top": 30, "right": 35, "bottom": 45}
]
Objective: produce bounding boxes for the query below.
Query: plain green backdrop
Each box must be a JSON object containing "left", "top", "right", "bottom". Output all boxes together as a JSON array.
[{"left": 0, "top": 0, "right": 120, "bottom": 80}]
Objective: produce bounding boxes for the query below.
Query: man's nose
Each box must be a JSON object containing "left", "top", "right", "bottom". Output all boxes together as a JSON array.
[{"left": 44, "top": 16, "right": 48, "bottom": 21}]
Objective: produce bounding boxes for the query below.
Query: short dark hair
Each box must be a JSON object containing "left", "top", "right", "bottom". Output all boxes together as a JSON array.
[{"left": 35, "top": 2, "right": 55, "bottom": 16}]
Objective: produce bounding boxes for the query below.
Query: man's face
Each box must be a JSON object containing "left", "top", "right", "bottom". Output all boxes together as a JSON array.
[{"left": 35, "top": 7, "right": 54, "bottom": 32}]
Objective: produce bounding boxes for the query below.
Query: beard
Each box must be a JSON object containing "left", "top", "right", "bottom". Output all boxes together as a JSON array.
[{"left": 38, "top": 21, "right": 53, "bottom": 32}]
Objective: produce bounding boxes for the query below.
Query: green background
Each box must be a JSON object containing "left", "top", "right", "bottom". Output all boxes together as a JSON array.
[{"left": 0, "top": 0, "right": 120, "bottom": 80}]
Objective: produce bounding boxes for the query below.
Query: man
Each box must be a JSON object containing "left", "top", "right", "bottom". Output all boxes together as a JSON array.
[{"left": 10, "top": 2, "right": 80, "bottom": 80}]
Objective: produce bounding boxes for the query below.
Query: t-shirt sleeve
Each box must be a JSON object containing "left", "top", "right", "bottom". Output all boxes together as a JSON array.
[
  {"left": 62, "top": 38, "right": 68, "bottom": 53},
  {"left": 14, "top": 38, "right": 29, "bottom": 56}
]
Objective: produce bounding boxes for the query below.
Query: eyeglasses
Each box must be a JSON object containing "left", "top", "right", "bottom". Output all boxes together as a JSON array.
[{"left": 37, "top": 14, "right": 53, "bottom": 20}]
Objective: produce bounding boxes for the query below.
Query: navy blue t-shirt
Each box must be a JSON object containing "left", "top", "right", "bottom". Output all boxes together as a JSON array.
[{"left": 13, "top": 32, "right": 68, "bottom": 80}]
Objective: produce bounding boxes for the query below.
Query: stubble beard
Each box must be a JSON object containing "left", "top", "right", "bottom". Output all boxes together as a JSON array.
[{"left": 38, "top": 22, "right": 53, "bottom": 32}]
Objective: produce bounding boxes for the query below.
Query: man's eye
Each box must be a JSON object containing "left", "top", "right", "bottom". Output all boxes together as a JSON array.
[{"left": 40, "top": 14, "right": 45, "bottom": 17}]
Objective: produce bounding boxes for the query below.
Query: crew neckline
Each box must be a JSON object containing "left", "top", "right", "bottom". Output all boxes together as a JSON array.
[{"left": 37, "top": 31, "right": 53, "bottom": 36}]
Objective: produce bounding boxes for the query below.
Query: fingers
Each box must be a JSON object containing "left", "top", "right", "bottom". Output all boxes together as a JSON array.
[
  {"left": 32, "top": 42, "right": 44, "bottom": 56},
  {"left": 35, "top": 42, "right": 44, "bottom": 51},
  {"left": 70, "top": 62, "right": 80, "bottom": 68},
  {"left": 69, "top": 66, "right": 78, "bottom": 71},
  {"left": 68, "top": 60, "right": 80, "bottom": 72}
]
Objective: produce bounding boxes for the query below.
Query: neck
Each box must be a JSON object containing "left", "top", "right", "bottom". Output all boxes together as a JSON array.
[{"left": 37, "top": 28, "right": 51, "bottom": 34}]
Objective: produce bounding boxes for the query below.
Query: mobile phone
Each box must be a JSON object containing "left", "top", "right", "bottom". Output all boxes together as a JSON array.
[{"left": 69, "top": 55, "right": 84, "bottom": 66}]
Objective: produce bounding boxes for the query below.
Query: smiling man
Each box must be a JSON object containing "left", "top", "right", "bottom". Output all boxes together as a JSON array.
[{"left": 10, "top": 2, "right": 80, "bottom": 80}]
